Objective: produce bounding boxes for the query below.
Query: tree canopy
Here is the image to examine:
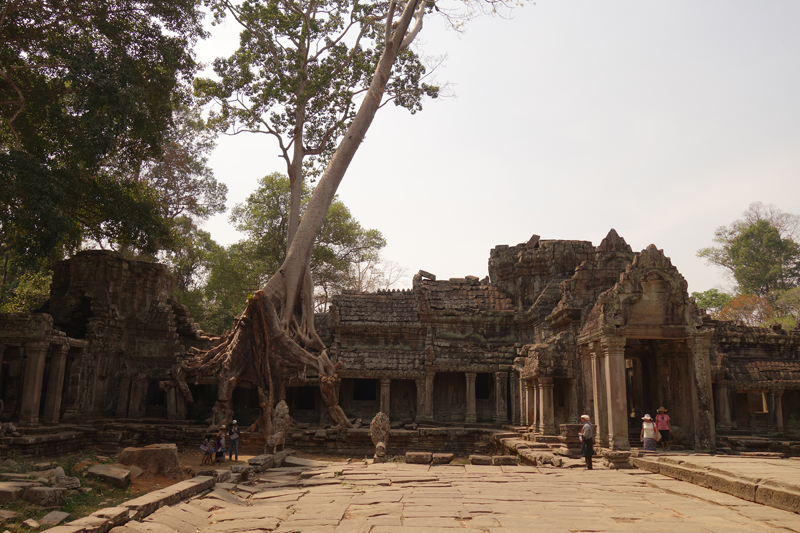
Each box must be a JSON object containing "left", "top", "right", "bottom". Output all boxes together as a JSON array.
[{"left": 1, "top": 0, "right": 206, "bottom": 262}]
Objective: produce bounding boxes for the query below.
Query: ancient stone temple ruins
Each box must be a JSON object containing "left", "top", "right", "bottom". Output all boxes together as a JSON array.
[{"left": 1, "top": 232, "right": 799, "bottom": 455}]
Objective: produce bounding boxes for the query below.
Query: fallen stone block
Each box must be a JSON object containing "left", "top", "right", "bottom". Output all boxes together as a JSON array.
[
  {"left": 432, "top": 453, "right": 454, "bottom": 465},
  {"left": 53, "top": 475, "right": 82, "bottom": 489},
  {"left": 0, "top": 509, "right": 18, "bottom": 521},
  {"left": 469, "top": 455, "right": 492, "bottom": 465},
  {"left": 248, "top": 454, "right": 274, "bottom": 467},
  {"left": 492, "top": 455, "right": 517, "bottom": 466},
  {"left": 35, "top": 526, "right": 86, "bottom": 533},
  {"left": 23, "top": 518, "right": 40, "bottom": 529},
  {"left": 0, "top": 482, "right": 24, "bottom": 503},
  {"left": 40, "top": 510, "right": 70, "bottom": 527},
  {"left": 405, "top": 452, "right": 432, "bottom": 464},
  {"left": 118, "top": 444, "right": 184, "bottom": 480},
  {"left": 88, "top": 465, "right": 131, "bottom": 488},
  {"left": 23, "top": 486, "right": 67, "bottom": 506}
]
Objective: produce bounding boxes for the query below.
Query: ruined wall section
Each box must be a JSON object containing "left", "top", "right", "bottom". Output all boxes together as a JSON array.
[
  {"left": 488, "top": 237, "right": 594, "bottom": 343},
  {"left": 48, "top": 251, "right": 210, "bottom": 418}
]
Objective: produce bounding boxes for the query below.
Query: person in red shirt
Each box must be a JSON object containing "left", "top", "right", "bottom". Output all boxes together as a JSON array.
[{"left": 656, "top": 407, "right": 671, "bottom": 450}]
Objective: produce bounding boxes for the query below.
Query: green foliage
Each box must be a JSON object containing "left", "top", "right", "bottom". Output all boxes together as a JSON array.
[
  {"left": 185, "top": 173, "right": 387, "bottom": 334},
  {"left": 698, "top": 204, "right": 800, "bottom": 297},
  {"left": 1, "top": 0, "right": 206, "bottom": 262},
  {"left": 691, "top": 289, "right": 733, "bottom": 318},
  {"left": 196, "top": 0, "right": 439, "bottom": 180},
  {"left": 0, "top": 269, "right": 51, "bottom": 313}
]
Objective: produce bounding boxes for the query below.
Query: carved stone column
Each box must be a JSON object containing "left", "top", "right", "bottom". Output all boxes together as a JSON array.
[
  {"left": 42, "top": 344, "right": 68, "bottom": 424},
  {"left": 380, "top": 378, "right": 391, "bottom": 416},
  {"left": 602, "top": 337, "right": 629, "bottom": 450},
  {"left": 510, "top": 373, "right": 519, "bottom": 425},
  {"left": 591, "top": 351, "right": 609, "bottom": 447},
  {"left": 494, "top": 372, "right": 508, "bottom": 423},
  {"left": 689, "top": 335, "right": 716, "bottom": 452},
  {"left": 465, "top": 372, "right": 477, "bottom": 423},
  {"left": 166, "top": 386, "right": 177, "bottom": 420},
  {"left": 715, "top": 381, "right": 732, "bottom": 429},
  {"left": 116, "top": 375, "right": 131, "bottom": 418},
  {"left": 19, "top": 342, "right": 48, "bottom": 426},
  {"left": 540, "top": 377, "right": 556, "bottom": 435},
  {"left": 424, "top": 372, "right": 435, "bottom": 421},
  {"left": 772, "top": 389, "right": 785, "bottom": 436},
  {"left": 415, "top": 378, "right": 426, "bottom": 422},
  {"left": 532, "top": 379, "right": 540, "bottom": 433}
]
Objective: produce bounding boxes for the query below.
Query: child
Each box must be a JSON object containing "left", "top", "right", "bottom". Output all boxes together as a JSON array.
[
  {"left": 200, "top": 434, "right": 214, "bottom": 466},
  {"left": 214, "top": 434, "right": 225, "bottom": 465}
]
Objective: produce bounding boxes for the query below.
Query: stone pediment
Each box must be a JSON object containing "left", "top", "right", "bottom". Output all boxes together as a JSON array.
[{"left": 579, "top": 245, "right": 704, "bottom": 342}]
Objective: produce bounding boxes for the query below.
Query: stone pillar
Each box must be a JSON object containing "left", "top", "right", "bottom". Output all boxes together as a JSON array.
[
  {"left": 415, "top": 378, "right": 426, "bottom": 422},
  {"left": 380, "top": 378, "right": 391, "bottom": 416},
  {"left": 494, "top": 371, "right": 508, "bottom": 424},
  {"left": 128, "top": 374, "right": 148, "bottom": 419},
  {"left": 42, "top": 344, "right": 68, "bottom": 425},
  {"left": 772, "top": 389, "right": 784, "bottom": 436},
  {"left": 424, "top": 372, "right": 435, "bottom": 421},
  {"left": 524, "top": 380, "right": 535, "bottom": 427},
  {"left": 689, "top": 335, "right": 716, "bottom": 452},
  {"left": 19, "top": 342, "right": 48, "bottom": 426},
  {"left": 715, "top": 381, "right": 732, "bottom": 428},
  {"left": 602, "top": 337, "right": 629, "bottom": 450},
  {"left": 116, "top": 375, "right": 132, "bottom": 418},
  {"left": 510, "top": 373, "right": 519, "bottom": 425},
  {"left": 540, "top": 377, "right": 556, "bottom": 435},
  {"left": 465, "top": 372, "right": 477, "bottom": 423},
  {"left": 591, "top": 352, "right": 609, "bottom": 447},
  {"left": 176, "top": 389, "right": 187, "bottom": 420},
  {"left": 166, "top": 387, "right": 177, "bottom": 420},
  {"left": 532, "top": 379, "right": 540, "bottom": 433}
]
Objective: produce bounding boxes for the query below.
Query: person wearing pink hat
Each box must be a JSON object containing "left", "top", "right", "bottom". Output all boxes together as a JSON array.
[{"left": 640, "top": 414, "right": 658, "bottom": 451}]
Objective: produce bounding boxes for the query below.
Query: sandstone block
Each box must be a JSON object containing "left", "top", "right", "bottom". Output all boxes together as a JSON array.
[
  {"left": 23, "top": 518, "right": 40, "bottom": 528},
  {"left": 492, "top": 455, "right": 517, "bottom": 466},
  {"left": 469, "top": 455, "right": 492, "bottom": 465},
  {"left": 118, "top": 444, "right": 184, "bottom": 480},
  {"left": 40, "top": 510, "right": 70, "bottom": 526},
  {"left": 755, "top": 484, "right": 800, "bottom": 513},
  {"left": 53, "top": 475, "right": 82, "bottom": 489},
  {"left": 432, "top": 453, "right": 454, "bottom": 465},
  {"left": 703, "top": 472, "right": 756, "bottom": 501},
  {"left": 0, "top": 482, "right": 24, "bottom": 503},
  {"left": 0, "top": 509, "right": 18, "bottom": 521},
  {"left": 248, "top": 454, "right": 274, "bottom": 467},
  {"left": 23, "top": 486, "right": 67, "bottom": 506},
  {"left": 88, "top": 465, "right": 131, "bottom": 488},
  {"left": 405, "top": 452, "right": 432, "bottom": 464}
]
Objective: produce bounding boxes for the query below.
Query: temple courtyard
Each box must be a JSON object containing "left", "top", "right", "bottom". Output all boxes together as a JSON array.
[{"left": 106, "top": 455, "right": 800, "bottom": 533}]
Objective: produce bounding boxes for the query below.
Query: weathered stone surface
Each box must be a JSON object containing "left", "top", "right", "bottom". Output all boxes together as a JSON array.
[
  {"left": 53, "top": 475, "right": 82, "bottom": 489},
  {"left": 431, "top": 453, "right": 454, "bottom": 465},
  {"left": 491, "top": 455, "right": 517, "bottom": 466},
  {"left": 88, "top": 465, "right": 131, "bottom": 488},
  {"left": 0, "top": 509, "right": 18, "bottom": 521},
  {"left": 405, "top": 452, "right": 432, "bottom": 464},
  {"left": 118, "top": 444, "right": 184, "bottom": 480},
  {"left": 0, "top": 482, "right": 24, "bottom": 503},
  {"left": 23, "top": 486, "right": 67, "bottom": 506},
  {"left": 40, "top": 510, "right": 70, "bottom": 526},
  {"left": 371, "top": 412, "right": 390, "bottom": 463},
  {"left": 23, "top": 518, "right": 40, "bottom": 528},
  {"left": 469, "top": 455, "right": 492, "bottom": 465}
]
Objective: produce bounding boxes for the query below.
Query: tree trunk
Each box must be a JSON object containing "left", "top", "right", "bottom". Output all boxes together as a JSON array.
[{"left": 172, "top": 0, "right": 422, "bottom": 434}]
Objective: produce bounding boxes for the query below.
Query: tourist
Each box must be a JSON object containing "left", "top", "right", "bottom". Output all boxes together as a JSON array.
[
  {"left": 229, "top": 420, "right": 241, "bottom": 461},
  {"left": 215, "top": 434, "right": 225, "bottom": 465},
  {"left": 200, "top": 434, "right": 214, "bottom": 465},
  {"left": 579, "top": 414, "right": 594, "bottom": 470},
  {"left": 640, "top": 414, "right": 658, "bottom": 451},
  {"left": 217, "top": 424, "right": 227, "bottom": 463},
  {"left": 656, "top": 407, "right": 671, "bottom": 450}
]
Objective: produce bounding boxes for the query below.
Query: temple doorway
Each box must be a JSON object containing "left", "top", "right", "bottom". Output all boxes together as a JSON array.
[{"left": 624, "top": 338, "right": 695, "bottom": 446}]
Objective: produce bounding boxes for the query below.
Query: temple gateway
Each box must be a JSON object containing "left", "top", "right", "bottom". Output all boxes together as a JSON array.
[{"left": 0, "top": 230, "right": 798, "bottom": 455}]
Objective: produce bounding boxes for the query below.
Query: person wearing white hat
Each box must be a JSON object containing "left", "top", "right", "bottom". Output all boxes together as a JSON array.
[
  {"left": 640, "top": 414, "right": 658, "bottom": 451},
  {"left": 578, "top": 415, "right": 594, "bottom": 470},
  {"left": 228, "top": 420, "right": 241, "bottom": 461}
]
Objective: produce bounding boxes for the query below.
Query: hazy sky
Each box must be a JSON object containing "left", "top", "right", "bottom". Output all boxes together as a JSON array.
[{"left": 195, "top": 1, "right": 800, "bottom": 294}]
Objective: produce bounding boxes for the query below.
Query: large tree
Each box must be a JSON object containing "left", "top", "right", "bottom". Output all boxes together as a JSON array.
[
  {"left": 1, "top": 0, "right": 206, "bottom": 262},
  {"left": 185, "top": 173, "right": 387, "bottom": 335},
  {"left": 173, "top": 0, "right": 495, "bottom": 431},
  {"left": 698, "top": 203, "right": 800, "bottom": 297}
]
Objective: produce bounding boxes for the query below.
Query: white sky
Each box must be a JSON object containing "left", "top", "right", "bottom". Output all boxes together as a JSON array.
[{"left": 195, "top": 0, "right": 800, "bottom": 294}]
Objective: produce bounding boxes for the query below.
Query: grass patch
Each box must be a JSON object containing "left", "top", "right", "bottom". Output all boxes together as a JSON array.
[{"left": 0, "top": 452, "right": 145, "bottom": 532}]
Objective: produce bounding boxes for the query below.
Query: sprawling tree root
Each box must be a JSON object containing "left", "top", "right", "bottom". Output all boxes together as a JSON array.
[{"left": 169, "top": 288, "right": 352, "bottom": 440}]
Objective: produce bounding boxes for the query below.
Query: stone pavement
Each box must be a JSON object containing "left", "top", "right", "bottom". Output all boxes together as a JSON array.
[{"left": 114, "top": 459, "right": 800, "bottom": 533}]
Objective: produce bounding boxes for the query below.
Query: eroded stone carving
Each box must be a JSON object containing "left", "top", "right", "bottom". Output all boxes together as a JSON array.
[{"left": 370, "top": 412, "right": 390, "bottom": 463}]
